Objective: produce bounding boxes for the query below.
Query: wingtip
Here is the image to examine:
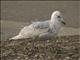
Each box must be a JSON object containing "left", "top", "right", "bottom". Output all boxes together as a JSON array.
[
  {"left": 9, "top": 35, "right": 22, "bottom": 40},
  {"left": 8, "top": 37, "right": 14, "bottom": 41}
]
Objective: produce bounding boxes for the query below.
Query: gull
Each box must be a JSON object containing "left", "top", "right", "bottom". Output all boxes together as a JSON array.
[{"left": 9, "top": 11, "right": 66, "bottom": 40}]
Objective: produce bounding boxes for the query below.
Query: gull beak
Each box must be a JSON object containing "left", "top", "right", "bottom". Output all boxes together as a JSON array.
[
  {"left": 61, "top": 21, "right": 66, "bottom": 25},
  {"left": 61, "top": 17, "right": 66, "bottom": 25}
]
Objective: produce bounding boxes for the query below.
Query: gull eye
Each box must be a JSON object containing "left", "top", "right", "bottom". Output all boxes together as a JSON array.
[{"left": 57, "top": 16, "right": 61, "bottom": 18}]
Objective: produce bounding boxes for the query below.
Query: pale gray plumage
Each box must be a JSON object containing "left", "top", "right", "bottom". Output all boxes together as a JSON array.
[
  {"left": 30, "top": 20, "right": 49, "bottom": 29},
  {"left": 9, "top": 11, "right": 65, "bottom": 40}
]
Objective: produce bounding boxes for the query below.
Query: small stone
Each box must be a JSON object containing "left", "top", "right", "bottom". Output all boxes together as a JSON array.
[
  {"left": 25, "top": 57, "right": 28, "bottom": 59},
  {"left": 14, "top": 59, "right": 18, "bottom": 60},
  {"left": 65, "top": 56, "right": 70, "bottom": 60},
  {"left": 17, "top": 56, "right": 20, "bottom": 59},
  {"left": 35, "top": 54, "right": 38, "bottom": 57},
  {"left": 47, "top": 40, "right": 50, "bottom": 43},
  {"left": 47, "top": 56, "right": 51, "bottom": 59}
]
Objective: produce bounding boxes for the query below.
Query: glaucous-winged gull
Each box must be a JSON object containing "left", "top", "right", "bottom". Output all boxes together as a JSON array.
[{"left": 9, "top": 11, "right": 66, "bottom": 40}]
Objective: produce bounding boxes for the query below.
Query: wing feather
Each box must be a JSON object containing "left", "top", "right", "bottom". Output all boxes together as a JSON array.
[{"left": 29, "top": 20, "right": 49, "bottom": 29}]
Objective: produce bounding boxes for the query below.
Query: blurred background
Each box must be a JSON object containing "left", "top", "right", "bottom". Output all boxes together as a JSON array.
[
  {"left": 1, "top": 1, "right": 80, "bottom": 27},
  {"left": 1, "top": 1, "right": 80, "bottom": 40}
]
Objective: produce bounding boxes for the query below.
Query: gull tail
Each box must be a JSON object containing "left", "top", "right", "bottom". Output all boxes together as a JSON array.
[{"left": 9, "top": 35, "right": 23, "bottom": 40}]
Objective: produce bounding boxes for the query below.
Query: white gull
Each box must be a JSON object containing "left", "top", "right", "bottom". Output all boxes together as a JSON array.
[{"left": 9, "top": 11, "right": 66, "bottom": 40}]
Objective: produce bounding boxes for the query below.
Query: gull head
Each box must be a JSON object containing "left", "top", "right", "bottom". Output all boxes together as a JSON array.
[{"left": 51, "top": 11, "right": 66, "bottom": 25}]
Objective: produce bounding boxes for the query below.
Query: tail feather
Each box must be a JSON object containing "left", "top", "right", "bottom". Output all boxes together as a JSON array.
[{"left": 9, "top": 35, "right": 23, "bottom": 40}]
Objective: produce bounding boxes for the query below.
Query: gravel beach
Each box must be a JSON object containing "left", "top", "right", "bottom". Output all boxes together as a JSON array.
[{"left": 1, "top": 1, "right": 80, "bottom": 60}]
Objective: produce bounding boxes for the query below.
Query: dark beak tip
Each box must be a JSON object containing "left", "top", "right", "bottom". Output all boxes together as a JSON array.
[
  {"left": 62, "top": 21, "right": 66, "bottom": 25},
  {"left": 64, "top": 22, "right": 66, "bottom": 25}
]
